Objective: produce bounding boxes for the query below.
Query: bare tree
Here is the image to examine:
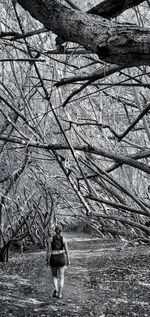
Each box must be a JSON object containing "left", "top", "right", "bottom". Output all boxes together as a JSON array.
[{"left": 0, "top": 0, "right": 150, "bottom": 251}]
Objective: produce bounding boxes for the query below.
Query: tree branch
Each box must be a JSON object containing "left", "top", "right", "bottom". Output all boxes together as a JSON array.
[
  {"left": 17, "top": 0, "right": 150, "bottom": 66},
  {"left": 118, "top": 103, "right": 150, "bottom": 141},
  {"left": 89, "top": 212, "right": 150, "bottom": 234},
  {"left": 0, "top": 28, "right": 48, "bottom": 40},
  {"left": 55, "top": 64, "right": 123, "bottom": 88},
  {"left": 0, "top": 135, "right": 150, "bottom": 174},
  {"left": 0, "top": 59, "right": 45, "bottom": 62},
  {"left": 87, "top": 0, "right": 145, "bottom": 19},
  {"left": 86, "top": 195, "right": 150, "bottom": 216}
]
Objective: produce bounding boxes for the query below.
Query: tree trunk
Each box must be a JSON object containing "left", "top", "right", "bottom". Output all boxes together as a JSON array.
[
  {"left": 0, "top": 241, "right": 11, "bottom": 262},
  {"left": 17, "top": 0, "right": 150, "bottom": 66}
]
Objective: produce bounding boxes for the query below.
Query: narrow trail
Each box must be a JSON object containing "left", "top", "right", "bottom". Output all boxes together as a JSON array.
[{"left": 0, "top": 233, "right": 150, "bottom": 316}]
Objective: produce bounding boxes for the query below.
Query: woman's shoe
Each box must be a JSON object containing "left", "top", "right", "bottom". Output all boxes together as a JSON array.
[
  {"left": 53, "top": 290, "right": 58, "bottom": 298},
  {"left": 57, "top": 294, "right": 62, "bottom": 299}
]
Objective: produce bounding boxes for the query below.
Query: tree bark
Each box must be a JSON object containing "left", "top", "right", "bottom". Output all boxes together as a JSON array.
[
  {"left": 87, "top": 0, "right": 144, "bottom": 18},
  {"left": 17, "top": 0, "right": 150, "bottom": 66}
]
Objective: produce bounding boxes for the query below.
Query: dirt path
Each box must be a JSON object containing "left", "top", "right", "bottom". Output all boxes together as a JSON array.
[{"left": 0, "top": 233, "right": 150, "bottom": 316}]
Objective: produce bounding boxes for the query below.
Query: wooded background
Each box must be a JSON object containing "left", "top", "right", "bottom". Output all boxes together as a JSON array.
[{"left": 0, "top": 0, "right": 150, "bottom": 261}]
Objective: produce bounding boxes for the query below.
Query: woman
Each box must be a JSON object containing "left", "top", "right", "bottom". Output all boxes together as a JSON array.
[{"left": 46, "top": 225, "right": 70, "bottom": 299}]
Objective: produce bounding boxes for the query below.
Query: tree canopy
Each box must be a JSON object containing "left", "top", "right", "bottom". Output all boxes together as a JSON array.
[{"left": 0, "top": 0, "right": 150, "bottom": 261}]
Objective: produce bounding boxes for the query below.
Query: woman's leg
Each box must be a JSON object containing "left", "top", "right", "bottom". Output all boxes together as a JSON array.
[
  {"left": 58, "top": 266, "right": 66, "bottom": 298},
  {"left": 51, "top": 267, "right": 59, "bottom": 295}
]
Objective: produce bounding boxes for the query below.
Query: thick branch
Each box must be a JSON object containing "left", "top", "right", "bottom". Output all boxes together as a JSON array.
[
  {"left": 87, "top": 0, "right": 145, "bottom": 18},
  {"left": 86, "top": 195, "right": 150, "bottom": 216},
  {"left": 90, "top": 213, "right": 150, "bottom": 234},
  {"left": 0, "top": 135, "right": 150, "bottom": 174},
  {"left": 17, "top": 0, "right": 150, "bottom": 66}
]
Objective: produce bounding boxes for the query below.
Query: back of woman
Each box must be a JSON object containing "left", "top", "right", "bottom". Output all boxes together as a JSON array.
[
  {"left": 51, "top": 234, "right": 64, "bottom": 251},
  {"left": 46, "top": 225, "right": 70, "bottom": 299}
]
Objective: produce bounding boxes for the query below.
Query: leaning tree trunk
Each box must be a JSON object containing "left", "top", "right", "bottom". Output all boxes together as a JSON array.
[
  {"left": 16, "top": 0, "right": 150, "bottom": 66},
  {"left": 0, "top": 147, "right": 29, "bottom": 249},
  {"left": 0, "top": 241, "right": 12, "bottom": 262}
]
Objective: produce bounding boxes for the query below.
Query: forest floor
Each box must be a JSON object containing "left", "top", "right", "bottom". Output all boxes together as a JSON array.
[{"left": 0, "top": 233, "right": 150, "bottom": 317}]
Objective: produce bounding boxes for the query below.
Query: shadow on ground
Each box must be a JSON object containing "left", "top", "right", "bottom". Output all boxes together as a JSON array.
[{"left": 0, "top": 233, "right": 150, "bottom": 316}]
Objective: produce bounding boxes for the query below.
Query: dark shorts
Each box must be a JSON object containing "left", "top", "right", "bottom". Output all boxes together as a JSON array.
[{"left": 50, "top": 253, "right": 66, "bottom": 268}]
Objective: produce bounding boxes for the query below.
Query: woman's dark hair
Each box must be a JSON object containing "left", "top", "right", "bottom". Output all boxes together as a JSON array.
[{"left": 55, "top": 224, "right": 62, "bottom": 234}]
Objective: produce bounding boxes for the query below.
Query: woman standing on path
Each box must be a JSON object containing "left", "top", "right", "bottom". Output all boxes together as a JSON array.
[{"left": 46, "top": 225, "right": 70, "bottom": 299}]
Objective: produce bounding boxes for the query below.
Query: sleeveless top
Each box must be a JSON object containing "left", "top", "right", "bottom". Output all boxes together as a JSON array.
[{"left": 51, "top": 235, "right": 64, "bottom": 251}]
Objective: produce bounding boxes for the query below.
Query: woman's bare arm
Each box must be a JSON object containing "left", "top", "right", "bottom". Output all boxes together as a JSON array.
[{"left": 46, "top": 237, "right": 52, "bottom": 264}]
